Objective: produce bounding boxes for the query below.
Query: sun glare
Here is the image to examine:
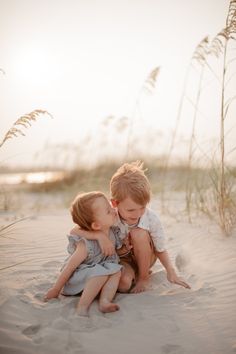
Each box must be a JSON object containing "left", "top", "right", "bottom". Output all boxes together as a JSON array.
[
  {"left": 0, "top": 171, "right": 65, "bottom": 185},
  {"left": 10, "top": 44, "right": 52, "bottom": 86}
]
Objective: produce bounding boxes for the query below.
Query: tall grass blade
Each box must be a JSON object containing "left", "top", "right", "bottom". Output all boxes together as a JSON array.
[{"left": 0, "top": 109, "right": 53, "bottom": 148}]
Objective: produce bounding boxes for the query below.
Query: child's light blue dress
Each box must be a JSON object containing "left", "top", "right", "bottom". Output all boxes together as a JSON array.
[{"left": 62, "top": 226, "right": 123, "bottom": 295}]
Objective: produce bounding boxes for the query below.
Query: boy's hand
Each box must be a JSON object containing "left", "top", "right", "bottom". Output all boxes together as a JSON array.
[
  {"left": 98, "top": 233, "right": 115, "bottom": 256},
  {"left": 167, "top": 268, "right": 191, "bottom": 289},
  {"left": 44, "top": 287, "right": 60, "bottom": 301}
]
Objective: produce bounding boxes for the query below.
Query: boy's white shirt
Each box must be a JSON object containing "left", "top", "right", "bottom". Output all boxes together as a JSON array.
[{"left": 116, "top": 207, "right": 166, "bottom": 252}]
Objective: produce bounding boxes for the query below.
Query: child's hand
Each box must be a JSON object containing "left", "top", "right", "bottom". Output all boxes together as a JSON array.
[
  {"left": 98, "top": 233, "right": 115, "bottom": 256},
  {"left": 167, "top": 268, "right": 191, "bottom": 289},
  {"left": 44, "top": 287, "right": 60, "bottom": 301}
]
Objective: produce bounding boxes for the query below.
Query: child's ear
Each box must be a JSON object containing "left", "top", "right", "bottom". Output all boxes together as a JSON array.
[
  {"left": 111, "top": 199, "right": 118, "bottom": 207},
  {"left": 91, "top": 221, "right": 101, "bottom": 231}
]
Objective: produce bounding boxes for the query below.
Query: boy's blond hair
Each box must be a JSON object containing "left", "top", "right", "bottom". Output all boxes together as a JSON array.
[
  {"left": 70, "top": 191, "right": 106, "bottom": 231},
  {"left": 110, "top": 161, "right": 151, "bottom": 205}
]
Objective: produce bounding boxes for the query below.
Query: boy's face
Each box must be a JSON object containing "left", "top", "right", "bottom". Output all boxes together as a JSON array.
[{"left": 112, "top": 197, "right": 146, "bottom": 225}]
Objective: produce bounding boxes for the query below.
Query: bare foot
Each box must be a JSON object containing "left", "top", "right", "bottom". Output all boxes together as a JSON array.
[
  {"left": 131, "top": 279, "right": 149, "bottom": 293},
  {"left": 77, "top": 306, "right": 89, "bottom": 317},
  {"left": 99, "top": 302, "right": 120, "bottom": 313}
]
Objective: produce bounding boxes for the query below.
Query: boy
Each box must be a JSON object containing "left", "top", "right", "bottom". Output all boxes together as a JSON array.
[{"left": 71, "top": 161, "right": 190, "bottom": 293}]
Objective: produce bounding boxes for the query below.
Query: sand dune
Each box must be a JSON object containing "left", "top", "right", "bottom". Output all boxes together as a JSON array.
[{"left": 0, "top": 207, "right": 236, "bottom": 354}]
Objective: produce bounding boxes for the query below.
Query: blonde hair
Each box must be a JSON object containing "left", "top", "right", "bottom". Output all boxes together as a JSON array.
[
  {"left": 70, "top": 191, "right": 106, "bottom": 230},
  {"left": 110, "top": 161, "right": 151, "bottom": 204}
]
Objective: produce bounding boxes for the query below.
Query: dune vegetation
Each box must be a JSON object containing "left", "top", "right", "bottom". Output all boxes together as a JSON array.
[{"left": 0, "top": 1, "right": 236, "bottom": 235}]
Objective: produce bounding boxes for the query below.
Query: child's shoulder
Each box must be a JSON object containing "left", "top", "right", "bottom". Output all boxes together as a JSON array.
[
  {"left": 142, "top": 207, "right": 162, "bottom": 227},
  {"left": 67, "top": 234, "right": 84, "bottom": 250},
  {"left": 145, "top": 207, "right": 160, "bottom": 219},
  {"left": 67, "top": 233, "right": 95, "bottom": 245},
  {"left": 69, "top": 225, "right": 80, "bottom": 236},
  {"left": 67, "top": 233, "right": 98, "bottom": 256},
  {"left": 67, "top": 233, "right": 81, "bottom": 241}
]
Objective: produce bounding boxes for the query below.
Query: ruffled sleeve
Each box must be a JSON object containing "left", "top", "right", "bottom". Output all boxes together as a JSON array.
[{"left": 67, "top": 234, "right": 94, "bottom": 259}]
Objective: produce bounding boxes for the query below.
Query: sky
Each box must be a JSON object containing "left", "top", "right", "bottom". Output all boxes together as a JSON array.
[{"left": 0, "top": 0, "right": 234, "bottom": 169}]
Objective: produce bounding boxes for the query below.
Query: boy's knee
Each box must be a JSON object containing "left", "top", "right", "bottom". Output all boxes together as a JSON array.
[
  {"left": 118, "top": 274, "right": 133, "bottom": 293},
  {"left": 130, "top": 229, "right": 150, "bottom": 246}
]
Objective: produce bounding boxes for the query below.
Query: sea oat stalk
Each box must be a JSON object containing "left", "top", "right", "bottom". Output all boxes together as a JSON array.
[{"left": 0, "top": 109, "right": 53, "bottom": 148}]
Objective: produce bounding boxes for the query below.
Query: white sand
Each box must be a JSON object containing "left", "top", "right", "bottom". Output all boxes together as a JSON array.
[{"left": 0, "top": 206, "right": 236, "bottom": 354}]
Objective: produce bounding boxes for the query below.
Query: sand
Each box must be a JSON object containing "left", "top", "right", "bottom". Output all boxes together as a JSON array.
[{"left": 0, "top": 204, "right": 236, "bottom": 354}]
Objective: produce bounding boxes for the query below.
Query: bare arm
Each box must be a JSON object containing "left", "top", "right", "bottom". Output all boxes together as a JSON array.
[
  {"left": 157, "top": 250, "right": 191, "bottom": 289},
  {"left": 70, "top": 225, "right": 115, "bottom": 256},
  {"left": 148, "top": 210, "right": 190, "bottom": 289},
  {"left": 45, "top": 241, "right": 88, "bottom": 300}
]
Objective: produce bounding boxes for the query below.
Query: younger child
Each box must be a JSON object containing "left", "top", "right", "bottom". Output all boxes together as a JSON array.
[
  {"left": 45, "top": 191, "right": 123, "bottom": 316},
  {"left": 71, "top": 162, "right": 190, "bottom": 294}
]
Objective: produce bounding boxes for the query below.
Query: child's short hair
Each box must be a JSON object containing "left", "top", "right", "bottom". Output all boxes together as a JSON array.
[
  {"left": 110, "top": 161, "right": 151, "bottom": 205},
  {"left": 70, "top": 191, "right": 106, "bottom": 230}
]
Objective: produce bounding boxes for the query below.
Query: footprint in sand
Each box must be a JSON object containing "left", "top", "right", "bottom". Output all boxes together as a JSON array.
[
  {"left": 161, "top": 344, "right": 183, "bottom": 354},
  {"left": 175, "top": 252, "right": 190, "bottom": 271},
  {"left": 22, "top": 324, "right": 41, "bottom": 337},
  {"left": 41, "top": 260, "right": 61, "bottom": 268}
]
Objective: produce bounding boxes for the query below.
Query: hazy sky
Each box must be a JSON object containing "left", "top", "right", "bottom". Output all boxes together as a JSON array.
[{"left": 0, "top": 0, "right": 234, "bottom": 168}]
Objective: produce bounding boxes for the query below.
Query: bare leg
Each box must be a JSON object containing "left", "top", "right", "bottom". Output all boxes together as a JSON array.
[
  {"left": 118, "top": 262, "right": 135, "bottom": 293},
  {"left": 77, "top": 275, "right": 108, "bottom": 316},
  {"left": 99, "top": 271, "right": 121, "bottom": 313},
  {"left": 130, "top": 229, "right": 156, "bottom": 293}
]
